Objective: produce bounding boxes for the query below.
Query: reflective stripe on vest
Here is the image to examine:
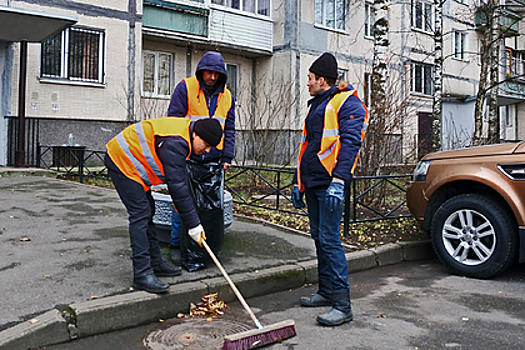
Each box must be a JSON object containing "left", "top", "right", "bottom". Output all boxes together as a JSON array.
[
  {"left": 296, "top": 90, "right": 369, "bottom": 191},
  {"left": 184, "top": 76, "right": 232, "bottom": 150},
  {"left": 106, "top": 118, "right": 192, "bottom": 191}
]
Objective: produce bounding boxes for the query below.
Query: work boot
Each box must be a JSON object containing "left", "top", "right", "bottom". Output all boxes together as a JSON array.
[
  {"left": 316, "top": 290, "right": 353, "bottom": 326},
  {"left": 300, "top": 293, "right": 332, "bottom": 307},
  {"left": 300, "top": 277, "right": 332, "bottom": 307},
  {"left": 132, "top": 273, "right": 169, "bottom": 294},
  {"left": 152, "top": 261, "right": 182, "bottom": 277},
  {"left": 170, "top": 245, "right": 181, "bottom": 266}
]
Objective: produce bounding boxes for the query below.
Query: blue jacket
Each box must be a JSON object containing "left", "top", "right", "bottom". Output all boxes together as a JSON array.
[
  {"left": 167, "top": 52, "right": 236, "bottom": 164},
  {"left": 296, "top": 84, "right": 366, "bottom": 189}
]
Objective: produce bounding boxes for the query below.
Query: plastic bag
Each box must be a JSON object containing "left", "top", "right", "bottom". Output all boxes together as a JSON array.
[{"left": 180, "top": 160, "right": 224, "bottom": 272}]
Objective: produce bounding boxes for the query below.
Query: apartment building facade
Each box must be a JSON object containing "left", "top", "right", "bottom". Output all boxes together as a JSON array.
[{"left": 1, "top": 0, "right": 524, "bottom": 167}]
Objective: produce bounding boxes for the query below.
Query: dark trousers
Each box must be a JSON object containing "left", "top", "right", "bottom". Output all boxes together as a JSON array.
[
  {"left": 109, "top": 168, "right": 163, "bottom": 277},
  {"left": 305, "top": 186, "right": 350, "bottom": 293}
]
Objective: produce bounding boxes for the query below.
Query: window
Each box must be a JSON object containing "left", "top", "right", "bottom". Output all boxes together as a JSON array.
[
  {"left": 364, "top": 73, "right": 372, "bottom": 108},
  {"left": 513, "top": 51, "right": 525, "bottom": 78},
  {"left": 142, "top": 51, "right": 173, "bottom": 97},
  {"left": 212, "top": 0, "right": 270, "bottom": 16},
  {"left": 410, "top": 62, "right": 433, "bottom": 95},
  {"left": 454, "top": 31, "right": 467, "bottom": 60},
  {"left": 226, "top": 64, "right": 238, "bottom": 98},
  {"left": 411, "top": 0, "right": 433, "bottom": 32},
  {"left": 338, "top": 69, "right": 348, "bottom": 83},
  {"left": 365, "top": 3, "right": 375, "bottom": 37},
  {"left": 315, "top": 0, "right": 347, "bottom": 31},
  {"left": 41, "top": 27, "right": 105, "bottom": 83},
  {"left": 505, "top": 48, "right": 513, "bottom": 77}
]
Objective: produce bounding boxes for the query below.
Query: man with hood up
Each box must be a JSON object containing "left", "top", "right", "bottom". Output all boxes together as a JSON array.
[{"left": 167, "top": 51, "right": 235, "bottom": 266}]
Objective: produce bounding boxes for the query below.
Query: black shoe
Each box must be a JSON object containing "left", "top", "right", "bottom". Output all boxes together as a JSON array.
[
  {"left": 300, "top": 293, "right": 332, "bottom": 307},
  {"left": 170, "top": 246, "right": 181, "bottom": 266},
  {"left": 316, "top": 308, "right": 353, "bottom": 326},
  {"left": 132, "top": 274, "right": 169, "bottom": 294},
  {"left": 152, "top": 261, "right": 182, "bottom": 277}
]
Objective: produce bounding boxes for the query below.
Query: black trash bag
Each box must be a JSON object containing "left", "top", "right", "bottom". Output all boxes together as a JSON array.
[{"left": 180, "top": 160, "right": 224, "bottom": 272}]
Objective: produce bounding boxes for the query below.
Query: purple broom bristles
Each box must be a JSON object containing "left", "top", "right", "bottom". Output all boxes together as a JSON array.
[{"left": 222, "top": 324, "right": 296, "bottom": 350}]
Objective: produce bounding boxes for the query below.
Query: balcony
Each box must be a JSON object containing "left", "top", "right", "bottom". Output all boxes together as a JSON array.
[
  {"left": 475, "top": 8, "right": 521, "bottom": 37},
  {"left": 142, "top": 0, "right": 273, "bottom": 54}
]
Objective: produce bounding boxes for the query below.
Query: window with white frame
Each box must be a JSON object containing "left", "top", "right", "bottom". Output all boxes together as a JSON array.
[
  {"left": 142, "top": 51, "right": 173, "bottom": 97},
  {"left": 41, "top": 27, "right": 105, "bottom": 83},
  {"left": 411, "top": 0, "right": 433, "bottom": 32},
  {"left": 410, "top": 62, "right": 433, "bottom": 95},
  {"left": 226, "top": 63, "right": 238, "bottom": 99},
  {"left": 454, "top": 31, "right": 467, "bottom": 60},
  {"left": 514, "top": 51, "right": 525, "bottom": 78},
  {"left": 365, "top": 2, "right": 375, "bottom": 37},
  {"left": 211, "top": 0, "right": 271, "bottom": 16},
  {"left": 315, "top": 0, "right": 347, "bottom": 31}
]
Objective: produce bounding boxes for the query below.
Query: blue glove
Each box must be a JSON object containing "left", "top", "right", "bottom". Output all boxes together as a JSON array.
[
  {"left": 326, "top": 180, "right": 345, "bottom": 212},
  {"left": 291, "top": 185, "right": 305, "bottom": 209}
]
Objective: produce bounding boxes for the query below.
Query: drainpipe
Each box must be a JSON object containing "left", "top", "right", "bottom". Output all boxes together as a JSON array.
[{"left": 15, "top": 40, "right": 27, "bottom": 167}]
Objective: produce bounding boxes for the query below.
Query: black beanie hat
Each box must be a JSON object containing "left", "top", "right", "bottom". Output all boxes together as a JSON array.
[
  {"left": 193, "top": 118, "right": 222, "bottom": 147},
  {"left": 309, "top": 52, "right": 338, "bottom": 81}
]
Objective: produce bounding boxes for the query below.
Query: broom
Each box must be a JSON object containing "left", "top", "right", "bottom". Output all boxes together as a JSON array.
[{"left": 201, "top": 240, "right": 296, "bottom": 350}]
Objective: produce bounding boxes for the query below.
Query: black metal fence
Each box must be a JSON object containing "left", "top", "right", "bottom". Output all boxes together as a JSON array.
[
  {"left": 6, "top": 116, "right": 40, "bottom": 166},
  {"left": 36, "top": 147, "right": 412, "bottom": 235}
]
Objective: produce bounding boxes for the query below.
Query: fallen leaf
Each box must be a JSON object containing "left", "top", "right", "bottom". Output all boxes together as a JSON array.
[
  {"left": 20, "top": 237, "right": 31, "bottom": 242},
  {"left": 158, "top": 319, "right": 164, "bottom": 323},
  {"left": 28, "top": 319, "right": 39, "bottom": 324},
  {"left": 462, "top": 317, "right": 469, "bottom": 321},
  {"left": 380, "top": 314, "right": 387, "bottom": 318},
  {"left": 91, "top": 296, "right": 98, "bottom": 300},
  {"left": 206, "top": 317, "right": 212, "bottom": 322},
  {"left": 177, "top": 313, "right": 185, "bottom": 318}
]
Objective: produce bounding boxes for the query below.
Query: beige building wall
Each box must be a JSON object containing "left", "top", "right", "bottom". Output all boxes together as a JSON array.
[{"left": 9, "top": 0, "right": 142, "bottom": 123}]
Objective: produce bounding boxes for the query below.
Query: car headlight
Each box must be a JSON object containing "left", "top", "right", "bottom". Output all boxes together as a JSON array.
[{"left": 412, "top": 160, "right": 431, "bottom": 181}]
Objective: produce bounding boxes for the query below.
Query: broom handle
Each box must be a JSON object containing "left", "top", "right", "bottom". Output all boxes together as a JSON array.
[{"left": 202, "top": 239, "right": 263, "bottom": 329}]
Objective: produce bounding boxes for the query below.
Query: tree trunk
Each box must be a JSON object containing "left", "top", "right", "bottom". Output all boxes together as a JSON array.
[
  {"left": 487, "top": 0, "right": 500, "bottom": 144},
  {"left": 432, "top": 0, "right": 443, "bottom": 152}
]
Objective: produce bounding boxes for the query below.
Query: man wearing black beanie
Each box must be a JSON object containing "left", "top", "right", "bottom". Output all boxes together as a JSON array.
[
  {"left": 103, "top": 117, "right": 222, "bottom": 294},
  {"left": 291, "top": 52, "right": 369, "bottom": 326}
]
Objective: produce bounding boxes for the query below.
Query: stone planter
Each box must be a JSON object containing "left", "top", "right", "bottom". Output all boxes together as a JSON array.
[{"left": 151, "top": 185, "right": 233, "bottom": 244}]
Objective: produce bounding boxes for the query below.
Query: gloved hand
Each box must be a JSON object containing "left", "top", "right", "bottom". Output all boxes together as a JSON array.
[
  {"left": 188, "top": 224, "right": 206, "bottom": 247},
  {"left": 325, "top": 178, "right": 345, "bottom": 212},
  {"left": 291, "top": 185, "right": 305, "bottom": 209}
]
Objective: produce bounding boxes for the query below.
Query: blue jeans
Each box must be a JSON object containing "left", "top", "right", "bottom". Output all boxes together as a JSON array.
[
  {"left": 305, "top": 186, "right": 350, "bottom": 293},
  {"left": 171, "top": 207, "right": 181, "bottom": 247},
  {"left": 109, "top": 168, "right": 163, "bottom": 277}
]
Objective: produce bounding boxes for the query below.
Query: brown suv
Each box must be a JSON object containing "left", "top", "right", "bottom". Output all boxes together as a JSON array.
[{"left": 407, "top": 142, "right": 525, "bottom": 278}]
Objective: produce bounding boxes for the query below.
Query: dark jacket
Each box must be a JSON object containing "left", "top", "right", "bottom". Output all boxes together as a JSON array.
[
  {"left": 104, "top": 123, "right": 201, "bottom": 228},
  {"left": 167, "top": 52, "right": 235, "bottom": 164},
  {"left": 296, "top": 84, "right": 366, "bottom": 189}
]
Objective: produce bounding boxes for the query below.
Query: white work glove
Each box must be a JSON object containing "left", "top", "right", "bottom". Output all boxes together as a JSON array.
[{"left": 188, "top": 224, "right": 206, "bottom": 247}]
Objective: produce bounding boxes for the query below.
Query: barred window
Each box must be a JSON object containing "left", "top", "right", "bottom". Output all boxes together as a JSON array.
[{"left": 41, "top": 27, "right": 104, "bottom": 84}]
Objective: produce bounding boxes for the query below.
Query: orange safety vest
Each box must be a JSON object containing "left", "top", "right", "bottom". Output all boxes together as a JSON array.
[
  {"left": 184, "top": 76, "right": 232, "bottom": 150},
  {"left": 296, "top": 90, "right": 369, "bottom": 191},
  {"left": 106, "top": 118, "right": 192, "bottom": 191}
]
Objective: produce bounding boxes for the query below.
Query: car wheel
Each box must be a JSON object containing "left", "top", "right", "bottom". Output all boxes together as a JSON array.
[{"left": 430, "top": 193, "right": 518, "bottom": 278}]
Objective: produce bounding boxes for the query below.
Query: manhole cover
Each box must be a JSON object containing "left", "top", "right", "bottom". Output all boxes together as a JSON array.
[{"left": 144, "top": 318, "right": 252, "bottom": 350}]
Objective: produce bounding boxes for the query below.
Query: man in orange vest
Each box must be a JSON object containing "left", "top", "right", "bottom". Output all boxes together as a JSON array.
[
  {"left": 292, "top": 53, "right": 368, "bottom": 326},
  {"left": 104, "top": 118, "right": 222, "bottom": 293},
  {"left": 167, "top": 51, "right": 235, "bottom": 266}
]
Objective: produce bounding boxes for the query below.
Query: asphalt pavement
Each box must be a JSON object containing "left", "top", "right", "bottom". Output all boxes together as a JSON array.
[
  {"left": 0, "top": 168, "right": 434, "bottom": 350},
  {"left": 37, "top": 260, "right": 525, "bottom": 350}
]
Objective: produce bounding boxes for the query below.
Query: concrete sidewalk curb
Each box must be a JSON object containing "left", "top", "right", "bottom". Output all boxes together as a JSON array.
[{"left": 0, "top": 241, "right": 433, "bottom": 350}]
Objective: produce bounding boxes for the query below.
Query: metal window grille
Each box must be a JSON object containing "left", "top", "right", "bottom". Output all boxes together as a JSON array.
[{"left": 40, "top": 27, "right": 104, "bottom": 83}]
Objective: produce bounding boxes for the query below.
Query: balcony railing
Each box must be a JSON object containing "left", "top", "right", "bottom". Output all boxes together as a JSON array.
[{"left": 476, "top": 8, "right": 521, "bottom": 36}]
